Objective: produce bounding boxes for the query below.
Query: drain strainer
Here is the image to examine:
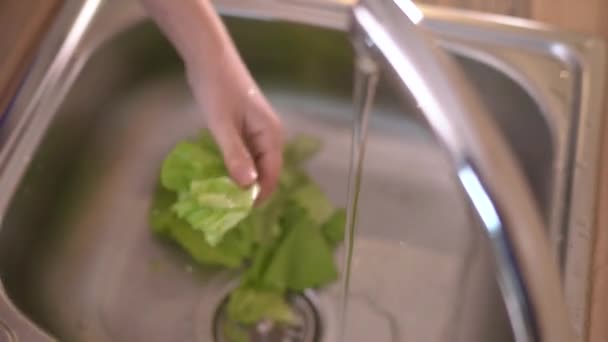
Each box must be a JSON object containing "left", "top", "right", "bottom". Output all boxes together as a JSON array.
[{"left": 213, "top": 292, "right": 320, "bottom": 342}]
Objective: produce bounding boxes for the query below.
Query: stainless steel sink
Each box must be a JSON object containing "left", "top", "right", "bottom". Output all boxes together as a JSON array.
[{"left": 0, "top": 1, "right": 604, "bottom": 342}]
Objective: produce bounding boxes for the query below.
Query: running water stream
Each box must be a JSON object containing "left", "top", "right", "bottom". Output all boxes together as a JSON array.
[{"left": 337, "top": 53, "right": 380, "bottom": 342}]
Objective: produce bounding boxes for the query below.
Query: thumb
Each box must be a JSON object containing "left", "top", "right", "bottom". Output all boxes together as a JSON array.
[{"left": 210, "top": 122, "right": 258, "bottom": 188}]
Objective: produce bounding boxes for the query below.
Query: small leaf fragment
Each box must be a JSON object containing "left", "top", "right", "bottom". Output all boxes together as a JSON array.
[{"left": 227, "top": 286, "right": 296, "bottom": 325}]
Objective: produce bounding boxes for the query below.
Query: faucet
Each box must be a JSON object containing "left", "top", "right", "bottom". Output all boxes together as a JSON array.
[
  {"left": 0, "top": 0, "right": 574, "bottom": 341},
  {"left": 350, "top": 0, "right": 573, "bottom": 341}
]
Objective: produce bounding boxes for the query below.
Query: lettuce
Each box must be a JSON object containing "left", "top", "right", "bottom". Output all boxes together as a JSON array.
[
  {"left": 160, "top": 141, "right": 225, "bottom": 192},
  {"left": 150, "top": 130, "right": 345, "bottom": 331},
  {"left": 260, "top": 204, "right": 338, "bottom": 291},
  {"left": 150, "top": 185, "right": 252, "bottom": 268},
  {"left": 226, "top": 286, "right": 296, "bottom": 325},
  {"left": 284, "top": 134, "right": 322, "bottom": 166},
  {"left": 172, "top": 177, "right": 259, "bottom": 246},
  {"left": 322, "top": 208, "right": 347, "bottom": 248}
]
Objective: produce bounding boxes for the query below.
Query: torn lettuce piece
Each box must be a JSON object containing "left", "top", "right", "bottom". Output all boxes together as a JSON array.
[
  {"left": 290, "top": 182, "right": 334, "bottom": 225},
  {"left": 222, "top": 319, "right": 249, "bottom": 342},
  {"left": 189, "top": 177, "right": 259, "bottom": 209},
  {"left": 321, "top": 208, "right": 346, "bottom": 248},
  {"left": 261, "top": 204, "right": 338, "bottom": 291},
  {"left": 150, "top": 184, "right": 178, "bottom": 235},
  {"left": 284, "top": 134, "right": 322, "bottom": 165},
  {"left": 172, "top": 177, "right": 259, "bottom": 246},
  {"left": 149, "top": 184, "right": 251, "bottom": 268},
  {"left": 237, "top": 191, "right": 285, "bottom": 246},
  {"left": 196, "top": 130, "right": 222, "bottom": 155},
  {"left": 279, "top": 166, "right": 311, "bottom": 191},
  {"left": 169, "top": 220, "right": 250, "bottom": 268},
  {"left": 227, "top": 286, "right": 296, "bottom": 326},
  {"left": 242, "top": 240, "right": 279, "bottom": 290},
  {"left": 160, "top": 141, "right": 226, "bottom": 192}
]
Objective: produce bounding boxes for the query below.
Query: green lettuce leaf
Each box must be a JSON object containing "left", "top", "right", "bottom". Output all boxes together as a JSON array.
[
  {"left": 322, "top": 208, "right": 346, "bottom": 248},
  {"left": 169, "top": 220, "right": 249, "bottom": 269},
  {"left": 278, "top": 166, "right": 310, "bottom": 191},
  {"left": 149, "top": 184, "right": 251, "bottom": 268},
  {"left": 290, "top": 182, "right": 334, "bottom": 225},
  {"left": 284, "top": 134, "right": 322, "bottom": 165},
  {"left": 222, "top": 319, "right": 249, "bottom": 342},
  {"left": 237, "top": 191, "right": 285, "bottom": 246},
  {"left": 261, "top": 204, "right": 338, "bottom": 291},
  {"left": 196, "top": 131, "right": 222, "bottom": 155},
  {"left": 150, "top": 184, "right": 178, "bottom": 235},
  {"left": 160, "top": 141, "right": 226, "bottom": 192},
  {"left": 150, "top": 129, "right": 345, "bottom": 327},
  {"left": 242, "top": 241, "right": 279, "bottom": 290},
  {"left": 172, "top": 177, "right": 259, "bottom": 246},
  {"left": 227, "top": 286, "right": 296, "bottom": 325}
]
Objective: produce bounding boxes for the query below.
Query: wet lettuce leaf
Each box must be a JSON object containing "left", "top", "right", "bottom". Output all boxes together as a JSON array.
[
  {"left": 226, "top": 286, "right": 296, "bottom": 325},
  {"left": 196, "top": 131, "right": 223, "bottom": 155},
  {"left": 169, "top": 219, "right": 251, "bottom": 269},
  {"left": 260, "top": 204, "right": 338, "bottom": 291},
  {"left": 236, "top": 191, "right": 284, "bottom": 246},
  {"left": 160, "top": 141, "right": 226, "bottom": 192},
  {"left": 290, "top": 182, "right": 334, "bottom": 225},
  {"left": 222, "top": 319, "right": 249, "bottom": 342},
  {"left": 240, "top": 203, "right": 339, "bottom": 293},
  {"left": 150, "top": 185, "right": 252, "bottom": 268},
  {"left": 150, "top": 130, "right": 346, "bottom": 328},
  {"left": 284, "top": 134, "right": 322, "bottom": 165},
  {"left": 172, "top": 177, "right": 259, "bottom": 246},
  {"left": 322, "top": 208, "right": 347, "bottom": 249},
  {"left": 242, "top": 241, "right": 278, "bottom": 289},
  {"left": 150, "top": 183, "right": 178, "bottom": 235}
]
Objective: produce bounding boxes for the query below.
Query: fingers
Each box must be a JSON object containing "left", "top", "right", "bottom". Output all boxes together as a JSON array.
[
  {"left": 208, "top": 118, "right": 258, "bottom": 188},
  {"left": 247, "top": 104, "right": 283, "bottom": 203},
  {"left": 201, "top": 82, "right": 283, "bottom": 202},
  {"left": 254, "top": 134, "right": 283, "bottom": 202},
  {"left": 257, "top": 153, "right": 282, "bottom": 202}
]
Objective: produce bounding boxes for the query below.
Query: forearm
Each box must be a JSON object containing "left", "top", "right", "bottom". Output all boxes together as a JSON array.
[
  {"left": 140, "top": 0, "right": 240, "bottom": 76},
  {"left": 141, "top": 0, "right": 282, "bottom": 197}
]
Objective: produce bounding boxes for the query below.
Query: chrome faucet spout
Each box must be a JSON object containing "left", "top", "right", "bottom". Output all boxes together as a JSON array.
[{"left": 350, "top": 1, "right": 573, "bottom": 341}]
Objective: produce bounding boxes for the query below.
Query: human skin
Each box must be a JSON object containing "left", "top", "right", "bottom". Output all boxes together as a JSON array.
[{"left": 140, "top": 0, "right": 283, "bottom": 202}]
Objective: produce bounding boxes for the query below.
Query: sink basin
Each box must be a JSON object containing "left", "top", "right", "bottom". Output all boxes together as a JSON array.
[{"left": 0, "top": 1, "right": 604, "bottom": 342}]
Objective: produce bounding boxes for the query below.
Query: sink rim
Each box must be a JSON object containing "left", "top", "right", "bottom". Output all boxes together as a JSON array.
[{"left": 0, "top": 1, "right": 605, "bottom": 340}]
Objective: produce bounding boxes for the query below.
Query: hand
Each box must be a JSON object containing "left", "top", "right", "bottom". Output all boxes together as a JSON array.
[
  {"left": 141, "top": 0, "right": 284, "bottom": 202},
  {"left": 187, "top": 55, "right": 283, "bottom": 202}
]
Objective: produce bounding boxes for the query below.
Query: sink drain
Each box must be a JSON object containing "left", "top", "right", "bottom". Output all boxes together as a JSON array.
[{"left": 213, "top": 292, "right": 321, "bottom": 342}]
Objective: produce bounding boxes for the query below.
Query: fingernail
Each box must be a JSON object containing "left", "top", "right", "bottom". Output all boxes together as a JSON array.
[
  {"left": 247, "top": 168, "right": 258, "bottom": 182},
  {"left": 237, "top": 166, "right": 257, "bottom": 186}
]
